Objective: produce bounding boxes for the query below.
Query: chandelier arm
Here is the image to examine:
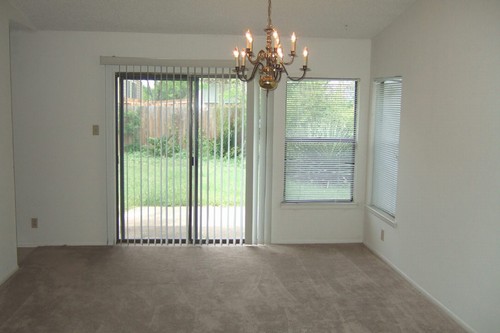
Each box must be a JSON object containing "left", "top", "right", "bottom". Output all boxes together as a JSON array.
[
  {"left": 236, "top": 71, "right": 253, "bottom": 82},
  {"left": 283, "top": 54, "right": 296, "bottom": 66},
  {"left": 280, "top": 64, "right": 290, "bottom": 77},
  {"left": 236, "top": 67, "right": 251, "bottom": 82},
  {"left": 237, "top": 62, "right": 263, "bottom": 83},
  {"left": 237, "top": 60, "right": 264, "bottom": 81},
  {"left": 282, "top": 65, "right": 308, "bottom": 81},
  {"left": 235, "top": 69, "right": 247, "bottom": 82},
  {"left": 276, "top": 69, "right": 282, "bottom": 83},
  {"left": 247, "top": 62, "right": 263, "bottom": 81},
  {"left": 246, "top": 54, "right": 257, "bottom": 66}
]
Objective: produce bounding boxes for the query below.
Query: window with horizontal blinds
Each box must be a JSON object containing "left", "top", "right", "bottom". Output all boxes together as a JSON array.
[
  {"left": 284, "top": 79, "right": 358, "bottom": 202},
  {"left": 371, "top": 78, "right": 402, "bottom": 217}
]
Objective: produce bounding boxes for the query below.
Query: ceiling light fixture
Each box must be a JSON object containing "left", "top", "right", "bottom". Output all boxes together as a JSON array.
[{"left": 232, "top": 0, "right": 309, "bottom": 91}]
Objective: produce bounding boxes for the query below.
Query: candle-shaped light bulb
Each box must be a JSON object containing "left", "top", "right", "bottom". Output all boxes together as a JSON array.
[
  {"left": 241, "top": 50, "right": 246, "bottom": 67},
  {"left": 277, "top": 45, "right": 284, "bottom": 62},
  {"left": 233, "top": 47, "right": 240, "bottom": 67},
  {"left": 245, "top": 30, "right": 253, "bottom": 52},
  {"left": 291, "top": 33, "right": 297, "bottom": 53},
  {"left": 273, "top": 30, "right": 280, "bottom": 48},
  {"left": 303, "top": 47, "right": 309, "bottom": 67}
]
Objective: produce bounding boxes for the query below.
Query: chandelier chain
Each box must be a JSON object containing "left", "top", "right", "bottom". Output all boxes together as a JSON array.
[{"left": 268, "top": 0, "right": 272, "bottom": 27}]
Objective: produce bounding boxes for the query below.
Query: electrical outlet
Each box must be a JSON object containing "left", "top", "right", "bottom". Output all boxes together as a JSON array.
[
  {"left": 380, "top": 229, "right": 385, "bottom": 241},
  {"left": 31, "top": 218, "right": 38, "bottom": 229},
  {"left": 92, "top": 124, "right": 99, "bottom": 136}
]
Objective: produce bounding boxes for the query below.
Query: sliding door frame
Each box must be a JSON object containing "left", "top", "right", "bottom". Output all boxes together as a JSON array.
[{"left": 104, "top": 60, "right": 254, "bottom": 245}]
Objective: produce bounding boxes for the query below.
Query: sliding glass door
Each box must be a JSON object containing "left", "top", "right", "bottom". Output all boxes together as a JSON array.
[{"left": 116, "top": 67, "right": 246, "bottom": 244}]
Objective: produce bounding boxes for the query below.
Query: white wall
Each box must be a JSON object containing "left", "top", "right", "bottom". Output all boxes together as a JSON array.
[
  {"left": 271, "top": 39, "right": 371, "bottom": 243},
  {"left": 10, "top": 31, "right": 370, "bottom": 246},
  {"left": 0, "top": 0, "right": 31, "bottom": 284},
  {"left": 0, "top": 0, "right": 17, "bottom": 283},
  {"left": 365, "top": 1, "right": 500, "bottom": 332}
]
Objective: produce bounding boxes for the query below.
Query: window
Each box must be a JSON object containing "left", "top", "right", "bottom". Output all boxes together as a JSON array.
[
  {"left": 371, "top": 78, "right": 402, "bottom": 217},
  {"left": 284, "top": 79, "right": 358, "bottom": 202}
]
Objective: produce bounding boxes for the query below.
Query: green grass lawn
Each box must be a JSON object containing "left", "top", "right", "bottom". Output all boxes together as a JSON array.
[
  {"left": 123, "top": 153, "right": 351, "bottom": 209},
  {"left": 284, "top": 179, "right": 352, "bottom": 202},
  {"left": 123, "top": 152, "right": 246, "bottom": 208}
]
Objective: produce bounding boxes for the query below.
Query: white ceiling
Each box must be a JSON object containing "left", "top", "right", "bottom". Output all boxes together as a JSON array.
[{"left": 8, "top": 0, "right": 416, "bottom": 39}]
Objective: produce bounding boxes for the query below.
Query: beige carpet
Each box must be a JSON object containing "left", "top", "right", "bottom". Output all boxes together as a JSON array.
[{"left": 0, "top": 244, "right": 465, "bottom": 333}]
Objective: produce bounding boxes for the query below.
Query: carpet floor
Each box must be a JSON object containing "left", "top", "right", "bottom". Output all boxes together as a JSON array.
[{"left": 0, "top": 244, "right": 465, "bottom": 333}]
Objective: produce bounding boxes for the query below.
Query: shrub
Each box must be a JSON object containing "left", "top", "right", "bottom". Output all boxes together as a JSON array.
[
  {"left": 147, "top": 136, "right": 183, "bottom": 157},
  {"left": 124, "top": 108, "right": 142, "bottom": 152}
]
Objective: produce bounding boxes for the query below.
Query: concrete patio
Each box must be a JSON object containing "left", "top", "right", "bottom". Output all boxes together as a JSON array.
[{"left": 121, "top": 206, "right": 245, "bottom": 243}]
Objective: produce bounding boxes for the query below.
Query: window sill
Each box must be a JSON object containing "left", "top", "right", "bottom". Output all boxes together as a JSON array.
[
  {"left": 366, "top": 205, "right": 397, "bottom": 228},
  {"left": 280, "top": 202, "right": 359, "bottom": 210}
]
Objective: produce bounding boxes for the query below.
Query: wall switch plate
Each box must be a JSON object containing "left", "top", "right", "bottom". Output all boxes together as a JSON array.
[
  {"left": 381, "top": 229, "right": 385, "bottom": 241},
  {"left": 92, "top": 124, "right": 99, "bottom": 136},
  {"left": 31, "top": 218, "right": 38, "bottom": 228}
]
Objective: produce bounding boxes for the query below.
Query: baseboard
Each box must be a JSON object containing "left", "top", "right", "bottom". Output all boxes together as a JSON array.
[
  {"left": 15, "top": 244, "right": 38, "bottom": 248},
  {"left": 0, "top": 265, "right": 18, "bottom": 286},
  {"left": 363, "top": 243, "right": 476, "bottom": 333},
  {"left": 271, "top": 238, "right": 363, "bottom": 245},
  {"left": 16, "top": 241, "right": 108, "bottom": 247}
]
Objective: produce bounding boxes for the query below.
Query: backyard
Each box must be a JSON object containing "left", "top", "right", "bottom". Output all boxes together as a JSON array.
[{"left": 122, "top": 151, "right": 246, "bottom": 209}]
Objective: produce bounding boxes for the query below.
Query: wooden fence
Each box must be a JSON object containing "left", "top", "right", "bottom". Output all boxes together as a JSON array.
[{"left": 123, "top": 99, "right": 244, "bottom": 149}]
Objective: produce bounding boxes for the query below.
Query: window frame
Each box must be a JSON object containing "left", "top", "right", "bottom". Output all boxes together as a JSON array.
[{"left": 283, "top": 78, "right": 359, "bottom": 204}]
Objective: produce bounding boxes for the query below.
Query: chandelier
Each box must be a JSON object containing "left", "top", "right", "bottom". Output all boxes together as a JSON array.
[{"left": 232, "top": 0, "right": 309, "bottom": 91}]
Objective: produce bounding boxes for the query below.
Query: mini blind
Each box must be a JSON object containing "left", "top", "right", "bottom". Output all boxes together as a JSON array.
[
  {"left": 371, "top": 78, "right": 402, "bottom": 217},
  {"left": 284, "top": 79, "right": 358, "bottom": 202}
]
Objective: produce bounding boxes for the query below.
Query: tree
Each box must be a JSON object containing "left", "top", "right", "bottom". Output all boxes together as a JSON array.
[
  {"left": 286, "top": 80, "right": 356, "bottom": 139},
  {"left": 142, "top": 80, "right": 189, "bottom": 100}
]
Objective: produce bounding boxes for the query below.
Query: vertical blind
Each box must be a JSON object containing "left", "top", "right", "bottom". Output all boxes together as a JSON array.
[
  {"left": 110, "top": 62, "right": 247, "bottom": 245},
  {"left": 371, "top": 78, "right": 402, "bottom": 217},
  {"left": 284, "top": 79, "right": 358, "bottom": 202}
]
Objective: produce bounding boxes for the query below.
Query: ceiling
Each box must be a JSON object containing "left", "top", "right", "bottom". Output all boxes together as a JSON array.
[{"left": 8, "top": 0, "right": 416, "bottom": 39}]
